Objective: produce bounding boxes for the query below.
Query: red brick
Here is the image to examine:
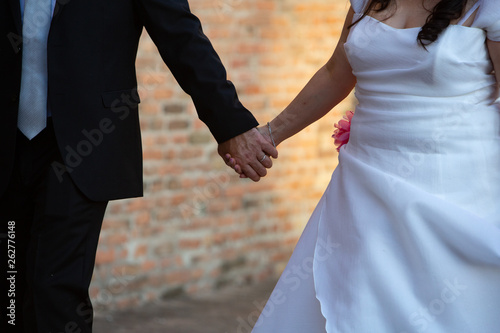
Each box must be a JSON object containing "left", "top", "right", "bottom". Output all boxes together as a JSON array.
[
  {"left": 165, "top": 271, "right": 191, "bottom": 284},
  {"left": 134, "top": 244, "right": 148, "bottom": 258},
  {"left": 135, "top": 212, "right": 150, "bottom": 226},
  {"left": 105, "top": 233, "right": 129, "bottom": 245},
  {"left": 141, "top": 260, "right": 157, "bottom": 271},
  {"left": 95, "top": 248, "right": 115, "bottom": 265},
  {"left": 179, "top": 239, "right": 202, "bottom": 250}
]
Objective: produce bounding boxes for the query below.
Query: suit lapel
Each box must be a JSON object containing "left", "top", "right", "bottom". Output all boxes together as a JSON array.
[
  {"left": 9, "top": 0, "right": 22, "bottom": 34},
  {"left": 9, "top": 0, "right": 69, "bottom": 32},
  {"left": 52, "top": 0, "right": 67, "bottom": 22}
]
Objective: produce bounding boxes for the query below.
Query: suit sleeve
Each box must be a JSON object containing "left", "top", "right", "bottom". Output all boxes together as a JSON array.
[{"left": 135, "top": 0, "right": 259, "bottom": 143}]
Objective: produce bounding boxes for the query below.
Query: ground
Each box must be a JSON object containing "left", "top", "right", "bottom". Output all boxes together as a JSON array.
[{"left": 93, "top": 279, "right": 276, "bottom": 333}]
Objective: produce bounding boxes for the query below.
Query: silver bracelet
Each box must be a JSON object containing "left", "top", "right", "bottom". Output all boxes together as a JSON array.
[{"left": 267, "top": 122, "right": 276, "bottom": 148}]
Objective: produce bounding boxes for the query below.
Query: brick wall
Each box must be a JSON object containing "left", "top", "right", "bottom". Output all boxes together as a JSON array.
[{"left": 90, "top": 0, "right": 354, "bottom": 310}]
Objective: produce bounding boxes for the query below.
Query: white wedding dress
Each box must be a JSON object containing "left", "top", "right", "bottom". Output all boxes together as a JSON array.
[{"left": 252, "top": 0, "right": 500, "bottom": 332}]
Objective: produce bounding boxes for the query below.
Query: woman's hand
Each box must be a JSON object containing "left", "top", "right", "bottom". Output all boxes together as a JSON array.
[{"left": 225, "top": 125, "right": 276, "bottom": 179}]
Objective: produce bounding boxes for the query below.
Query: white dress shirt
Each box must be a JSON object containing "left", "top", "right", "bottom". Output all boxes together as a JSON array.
[
  {"left": 19, "top": 0, "right": 57, "bottom": 120},
  {"left": 20, "top": 0, "right": 57, "bottom": 20}
]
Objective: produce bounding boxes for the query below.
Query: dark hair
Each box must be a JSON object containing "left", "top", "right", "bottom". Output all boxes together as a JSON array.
[{"left": 351, "top": 0, "right": 469, "bottom": 47}]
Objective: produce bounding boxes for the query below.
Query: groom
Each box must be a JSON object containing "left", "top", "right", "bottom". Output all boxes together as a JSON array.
[{"left": 0, "top": 0, "right": 277, "bottom": 332}]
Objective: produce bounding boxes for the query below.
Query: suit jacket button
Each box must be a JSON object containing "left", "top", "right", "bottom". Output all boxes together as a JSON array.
[{"left": 11, "top": 95, "right": 18, "bottom": 102}]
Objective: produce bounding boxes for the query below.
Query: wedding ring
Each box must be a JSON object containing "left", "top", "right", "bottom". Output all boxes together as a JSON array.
[{"left": 259, "top": 154, "right": 267, "bottom": 162}]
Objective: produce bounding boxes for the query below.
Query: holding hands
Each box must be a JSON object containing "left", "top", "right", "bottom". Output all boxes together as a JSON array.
[
  {"left": 218, "top": 26, "right": 356, "bottom": 181},
  {"left": 218, "top": 125, "right": 278, "bottom": 181}
]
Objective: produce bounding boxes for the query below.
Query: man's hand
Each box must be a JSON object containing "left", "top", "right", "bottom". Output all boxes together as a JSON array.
[{"left": 218, "top": 127, "right": 278, "bottom": 182}]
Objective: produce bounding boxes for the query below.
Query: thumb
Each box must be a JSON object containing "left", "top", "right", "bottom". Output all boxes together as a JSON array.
[
  {"left": 263, "top": 141, "right": 278, "bottom": 159},
  {"left": 256, "top": 126, "right": 278, "bottom": 158}
]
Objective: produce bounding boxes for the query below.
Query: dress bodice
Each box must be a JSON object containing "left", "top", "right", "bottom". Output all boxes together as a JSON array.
[
  {"left": 345, "top": 19, "right": 495, "bottom": 101},
  {"left": 341, "top": 0, "right": 500, "bottom": 215},
  {"left": 344, "top": 0, "right": 499, "bottom": 105}
]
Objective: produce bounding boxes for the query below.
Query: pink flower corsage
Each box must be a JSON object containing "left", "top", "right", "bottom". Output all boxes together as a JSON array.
[{"left": 332, "top": 110, "right": 354, "bottom": 152}]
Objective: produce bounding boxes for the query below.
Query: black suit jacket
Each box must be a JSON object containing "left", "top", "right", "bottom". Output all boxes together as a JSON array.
[{"left": 0, "top": 0, "right": 258, "bottom": 201}]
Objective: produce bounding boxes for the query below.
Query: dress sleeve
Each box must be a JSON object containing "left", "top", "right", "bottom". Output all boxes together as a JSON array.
[
  {"left": 474, "top": 0, "right": 500, "bottom": 41},
  {"left": 349, "top": 0, "right": 368, "bottom": 14}
]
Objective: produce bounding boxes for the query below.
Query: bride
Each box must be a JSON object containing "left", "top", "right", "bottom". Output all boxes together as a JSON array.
[{"left": 227, "top": 0, "right": 500, "bottom": 332}]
